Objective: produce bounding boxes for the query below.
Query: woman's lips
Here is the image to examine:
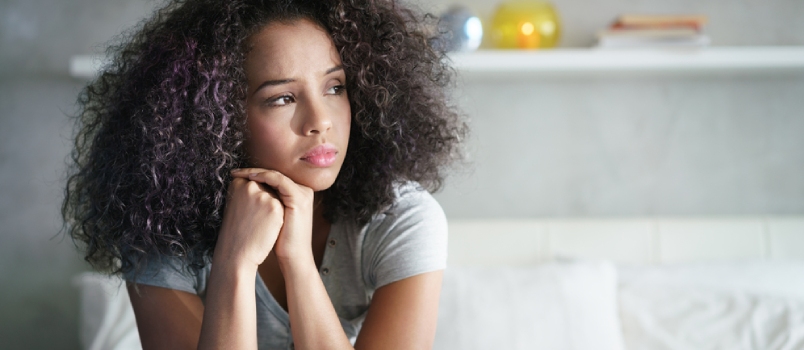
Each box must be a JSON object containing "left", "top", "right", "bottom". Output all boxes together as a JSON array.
[{"left": 301, "top": 144, "right": 338, "bottom": 167}]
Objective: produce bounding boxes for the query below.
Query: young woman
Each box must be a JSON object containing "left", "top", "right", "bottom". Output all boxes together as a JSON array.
[{"left": 62, "top": 0, "right": 465, "bottom": 348}]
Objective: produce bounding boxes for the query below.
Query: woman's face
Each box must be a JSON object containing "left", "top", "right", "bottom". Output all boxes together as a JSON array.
[{"left": 243, "top": 19, "right": 351, "bottom": 191}]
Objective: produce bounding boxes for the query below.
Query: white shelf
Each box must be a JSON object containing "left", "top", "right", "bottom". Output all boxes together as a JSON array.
[
  {"left": 449, "top": 46, "right": 804, "bottom": 77},
  {"left": 71, "top": 46, "right": 804, "bottom": 79}
]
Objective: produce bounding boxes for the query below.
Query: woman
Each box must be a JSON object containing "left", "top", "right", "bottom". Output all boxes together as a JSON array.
[{"left": 62, "top": 0, "right": 465, "bottom": 348}]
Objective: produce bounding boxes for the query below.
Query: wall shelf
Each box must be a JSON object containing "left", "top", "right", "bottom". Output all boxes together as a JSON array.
[
  {"left": 71, "top": 46, "right": 804, "bottom": 80},
  {"left": 449, "top": 46, "right": 804, "bottom": 78}
]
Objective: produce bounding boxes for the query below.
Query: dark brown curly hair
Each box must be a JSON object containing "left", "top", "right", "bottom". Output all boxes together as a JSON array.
[{"left": 62, "top": 0, "right": 466, "bottom": 275}]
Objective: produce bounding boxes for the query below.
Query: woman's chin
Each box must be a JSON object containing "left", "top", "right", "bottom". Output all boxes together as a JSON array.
[
  {"left": 304, "top": 180, "right": 337, "bottom": 192},
  {"left": 244, "top": 162, "right": 341, "bottom": 192},
  {"left": 293, "top": 172, "right": 340, "bottom": 192}
]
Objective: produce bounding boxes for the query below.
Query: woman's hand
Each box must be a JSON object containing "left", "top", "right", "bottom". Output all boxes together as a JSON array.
[
  {"left": 231, "top": 168, "right": 316, "bottom": 266},
  {"left": 216, "top": 174, "right": 285, "bottom": 268}
]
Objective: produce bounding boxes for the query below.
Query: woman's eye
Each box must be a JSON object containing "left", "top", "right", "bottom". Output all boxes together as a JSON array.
[
  {"left": 326, "top": 85, "right": 346, "bottom": 95},
  {"left": 268, "top": 95, "right": 294, "bottom": 106}
]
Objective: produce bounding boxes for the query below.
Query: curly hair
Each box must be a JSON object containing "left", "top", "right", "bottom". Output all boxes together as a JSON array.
[{"left": 62, "top": 0, "right": 466, "bottom": 275}]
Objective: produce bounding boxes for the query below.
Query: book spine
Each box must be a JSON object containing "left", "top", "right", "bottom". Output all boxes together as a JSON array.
[
  {"left": 598, "top": 28, "right": 700, "bottom": 38},
  {"left": 617, "top": 14, "right": 708, "bottom": 26},
  {"left": 611, "top": 22, "right": 703, "bottom": 32}
]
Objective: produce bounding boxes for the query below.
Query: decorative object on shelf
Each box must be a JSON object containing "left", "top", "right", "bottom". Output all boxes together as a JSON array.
[
  {"left": 434, "top": 5, "right": 483, "bottom": 52},
  {"left": 596, "top": 14, "right": 710, "bottom": 49},
  {"left": 490, "top": 0, "right": 561, "bottom": 50}
]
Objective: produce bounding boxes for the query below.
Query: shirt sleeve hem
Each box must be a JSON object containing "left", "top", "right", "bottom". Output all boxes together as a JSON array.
[{"left": 374, "top": 263, "right": 447, "bottom": 290}]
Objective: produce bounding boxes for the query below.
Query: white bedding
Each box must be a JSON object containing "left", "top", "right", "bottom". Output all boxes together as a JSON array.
[
  {"left": 434, "top": 260, "right": 625, "bottom": 350},
  {"left": 74, "top": 273, "right": 141, "bottom": 350},
  {"left": 74, "top": 261, "right": 804, "bottom": 350},
  {"left": 618, "top": 262, "right": 804, "bottom": 350}
]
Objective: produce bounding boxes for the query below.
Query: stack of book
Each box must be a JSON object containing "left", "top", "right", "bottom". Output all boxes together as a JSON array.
[{"left": 596, "top": 14, "right": 710, "bottom": 49}]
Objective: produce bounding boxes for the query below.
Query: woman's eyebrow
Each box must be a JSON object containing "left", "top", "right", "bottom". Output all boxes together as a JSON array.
[
  {"left": 253, "top": 78, "right": 294, "bottom": 96},
  {"left": 325, "top": 66, "right": 344, "bottom": 75},
  {"left": 252, "top": 66, "right": 343, "bottom": 96}
]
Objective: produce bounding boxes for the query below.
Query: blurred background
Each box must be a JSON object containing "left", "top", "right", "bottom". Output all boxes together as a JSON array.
[{"left": 1, "top": 0, "right": 803, "bottom": 348}]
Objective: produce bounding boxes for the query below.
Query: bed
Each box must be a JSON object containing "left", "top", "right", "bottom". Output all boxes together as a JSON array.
[{"left": 75, "top": 216, "right": 804, "bottom": 350}]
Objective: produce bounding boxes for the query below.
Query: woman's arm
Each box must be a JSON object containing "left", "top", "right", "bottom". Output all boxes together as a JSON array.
[
  {"left": 196, "top": 254, "right": 261, "bottom": 350},
  {"left": 130, "top": 268, "right": 444, "bottom": 350},
  {"left": 279, "top": 251, "right": 444, "bottom": 350},
  {"left": 236, "top": 168, "right": 354, "bottom": 349},
  {"left": 128, "top": 261, "right": 262, "bottom": 350},
  {"left": 127, "top": 284, "right": 205, "bottom": 350},
  {"left": 354, "top": 271, "right": 444, "bottom": 349},
  {"left": 280, "top": 256, "right": 354, "bottom": 349},
  {"left": 194, "top": 176, "right": 285, "bottom": 349},
  {"left": 128, "top": 264, "right": 261, "bottom": 350},
  {"left": 235, "top": 169, "right": 445, "bottom": 350},
  {"left": 279, "top": 263, "right": 444, "bottom": 350},
  {"left": 128, "top": 176, "right": 283, "bottom": 349}
]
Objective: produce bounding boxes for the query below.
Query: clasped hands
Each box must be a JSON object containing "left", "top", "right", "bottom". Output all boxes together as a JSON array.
[{"left": 216, "top": 168, "right": 315, "bottom": 269}]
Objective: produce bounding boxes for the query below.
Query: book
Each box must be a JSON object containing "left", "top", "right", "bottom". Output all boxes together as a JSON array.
[
  {"left": 615, "top": 14, "right": 708, "bottom": 28},
  {"left": 598, "top": 28, "right": 699, "bottom": 38},
  {"left": 597, "top": 34, "right": 710, "bottom": 48},
  {"left": 596, "top": 13, "right": 710, "bottom": 48},
  {"left": 611, "top": 22, "right": 703, "bottom": 31}
]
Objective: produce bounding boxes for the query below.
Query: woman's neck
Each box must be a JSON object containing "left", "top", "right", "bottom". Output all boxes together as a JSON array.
[
  {"left": 312, "top": 192, "right": 326, "bottom": 225},
  {"left": 311, "top": 192, "right": 331, "bottom": 270}
]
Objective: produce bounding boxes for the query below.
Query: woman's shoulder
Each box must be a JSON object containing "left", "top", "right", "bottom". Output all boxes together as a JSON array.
[
  {"left": 122, "top": 253, "right": 211, "bottom": 296},
  {"left": 353, "top": 181, "right": 447, "bottom": 238},
  {"left": 361, "top": 181, "right": 448, "bottom": 246},
  {"left": 384, "top": 181, "right": 446, "bottom": 220},
  {"left": 358, "top": 181, "right": 448, "bottom": 288}
]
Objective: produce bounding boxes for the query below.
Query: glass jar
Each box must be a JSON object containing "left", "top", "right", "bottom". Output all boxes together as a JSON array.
[{"left": 490, "top": 1, "right": 561, "bottom": 49}]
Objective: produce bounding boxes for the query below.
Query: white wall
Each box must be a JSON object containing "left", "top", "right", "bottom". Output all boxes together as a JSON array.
[
  {"left": 1, "top": 0, "right": 803, "bottom": 348},
  {"left": 0, "top": 1, "right": 153, "bottom": 348},
  {"left": 435, "top": 73, "right": 804, "bottom": 217}
]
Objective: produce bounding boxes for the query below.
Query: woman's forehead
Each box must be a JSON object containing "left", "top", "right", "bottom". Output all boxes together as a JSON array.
[{"left": 244, "top": 19, "right": 342, "bottom": 79}]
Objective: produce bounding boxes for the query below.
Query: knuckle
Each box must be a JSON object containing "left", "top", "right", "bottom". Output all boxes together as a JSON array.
[
  {"left": 276, "top": 175, "right": 287, "bottom": 187},
  {"left": 246, "top": 181, "right": 261, "bottom": 192},
  {"left": 259, "top": 193, "right": 273, "bottom": 205}
]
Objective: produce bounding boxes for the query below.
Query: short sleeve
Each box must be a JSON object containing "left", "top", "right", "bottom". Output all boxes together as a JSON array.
[
  {"left": 122, "top": 254, "right": 205, "bottom": 295},
  {"left": 363, "top": 185, "right": 448, "bottom": 289}
]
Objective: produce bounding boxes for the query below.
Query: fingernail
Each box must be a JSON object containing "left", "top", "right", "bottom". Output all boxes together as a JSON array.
[
  {"left": 230, "top": 168, "right": 241, "bottom": 173},
  {"left": 248, "top": 173, "right": 257, "bottom": 177}
]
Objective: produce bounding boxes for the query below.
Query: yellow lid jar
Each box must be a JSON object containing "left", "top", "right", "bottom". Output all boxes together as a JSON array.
[{"left": 490, "top": 1, "right": 561, "bottom": 49}]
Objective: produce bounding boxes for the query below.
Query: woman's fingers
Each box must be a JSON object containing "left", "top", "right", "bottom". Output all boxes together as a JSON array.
[
  {"left": 216, "top": 177, "right": 284, "bottom": 267},
  {"left": 230, "top": 167, "right": 268, "bottom": 176},
  {"left": 231, "top": 168, "right": 289, "bottom": 194},
  {"left": 230, "top": 168, "right": 315, "bottom": 263},
  {"left": 230, "top": 168, "right": 312, "bottom": 208},
  {"left": 245, "top": 170, "right": 293, "bottom": 196}
]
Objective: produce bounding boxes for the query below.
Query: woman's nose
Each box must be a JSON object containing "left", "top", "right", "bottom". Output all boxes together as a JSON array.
[{"left": 300, "top": 97, "right": 333, "bottom": 135}]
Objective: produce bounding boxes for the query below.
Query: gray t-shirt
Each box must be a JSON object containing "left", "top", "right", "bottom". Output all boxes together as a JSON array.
[{"left": 124, "top": 183, "right": 448, "bottom": 349}]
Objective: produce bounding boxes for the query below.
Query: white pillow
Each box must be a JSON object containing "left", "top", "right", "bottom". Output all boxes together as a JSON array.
[
  {"left": 73, "top": 272, "right": 141, "bottom": 350},
  {"left": 434, "top": 261, "right": 625, "bottom": 350},
  {"left": 618, "top": 262, "right": 804, "bottom": 350}
]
